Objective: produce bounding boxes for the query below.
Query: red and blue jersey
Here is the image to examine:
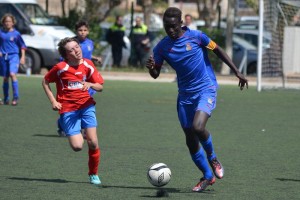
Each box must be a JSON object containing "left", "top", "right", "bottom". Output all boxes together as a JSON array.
[
  {"left": 44, "top": 58, "right": 104, "bottom": 114},
  {"left": 153, "top": 27, "right": 218, "bottom": 93},
  {"left": 0, "top": 28, "right": 26, "bottom": 55}
]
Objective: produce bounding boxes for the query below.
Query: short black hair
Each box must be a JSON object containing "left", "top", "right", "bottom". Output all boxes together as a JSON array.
[
  {"left": 58, "top": 37, "right": 79, "bottom": 60},
  {"left": 163, "top": 7, "right": 182, "bottom": 21},
  {"left": 75, "top": 20, "right": 89, "bottom": 31}
]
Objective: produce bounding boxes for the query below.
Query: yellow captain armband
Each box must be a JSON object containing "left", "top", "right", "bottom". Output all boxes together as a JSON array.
[{"left": 206, "top": 40, "right": 217, "bottom": 50}]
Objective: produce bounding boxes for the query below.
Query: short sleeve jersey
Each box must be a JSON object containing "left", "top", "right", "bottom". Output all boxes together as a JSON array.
[
  {"left": 0, "top": 28, "right": 27, "bottom": 54},
  {"left": 153, "top": 27, "right": 218, "bottom": 93},
  {"left": 44, "top": 59, "right": 104, "bottom": 114},
  {"left": 78, "top": 38, "right": 94, "bottom": 60}
]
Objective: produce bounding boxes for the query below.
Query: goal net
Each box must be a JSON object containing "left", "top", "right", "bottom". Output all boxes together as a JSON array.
[{"left": 260, "top": 0, "right": 300, "bottom": 89}]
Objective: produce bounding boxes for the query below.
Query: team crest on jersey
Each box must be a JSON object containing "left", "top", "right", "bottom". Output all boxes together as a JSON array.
[
  {"left": 87, "top": 45, "right": 92, "bottom": 51},
  {"left": 10, "top": 36, "right": 14, "bottom": 41},
  {"left": 186, "top": 43, "right": 192, "bottom": 51},
  {"left": 207, "top": 98, "right": 213, "bottom": 105}
]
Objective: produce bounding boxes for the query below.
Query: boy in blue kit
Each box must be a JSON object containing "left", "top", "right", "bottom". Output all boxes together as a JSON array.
[
  {"left": 73, "top": 20, "right": 102, "bottom": 97},
  {"left": 0, "top": 13, "right": 26, "bottom": 106},
  {"left": 146, "top": 7, "right": 248, "bottom": 192}
]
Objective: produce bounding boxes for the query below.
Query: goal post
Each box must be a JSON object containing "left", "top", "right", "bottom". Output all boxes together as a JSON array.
[{"left": 257, "top": 0, "right": 300, "bottom": 91}]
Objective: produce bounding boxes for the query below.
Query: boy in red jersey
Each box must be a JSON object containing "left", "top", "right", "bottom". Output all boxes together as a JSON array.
[{"left": 42, "top": 37, "right": 104, "bottom": 185}]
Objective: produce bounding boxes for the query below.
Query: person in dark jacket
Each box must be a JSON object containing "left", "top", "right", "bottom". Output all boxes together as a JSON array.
[
  {"left": 106, "top": 16, "right": 126, "bottom": 68},
  {"left": 129, "top": 16, "right": 151, "bottom": 68}
]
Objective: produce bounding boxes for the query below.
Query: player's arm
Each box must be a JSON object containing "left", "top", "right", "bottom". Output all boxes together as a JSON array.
[
  {"left": 146, "top": 55, "right": 161, "bottom": 79},
  {"left": 20, "top": 48, "right": 26, "bottom": 65},
  {"left": 42, "top": 78, "right": 62, "bottom": 111},
  {"left": 82, "top": 63, "right": 104, "bottom": 92},
  {"left": 82, "top": 81, "right": 103, "bottom": 92},
  {"left": 210, "top": 41, "right": 248, "bottom": 90},
  {"left": 91, "top": 55, "right": 102, "bottom": 64}
]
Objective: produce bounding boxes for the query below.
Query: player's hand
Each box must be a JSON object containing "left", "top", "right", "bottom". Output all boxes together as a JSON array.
[
  {"left": 52, "top": 101, "right": 62, "bottom": 111},
  {"left": 20, "top": 56, "right": 25, "bottom": 65},
  {"left": 146, "top": 55, "right": 155, "bottom": 70},
  {"left": 94, "top": 57, "right": 102, "bottom": 64},
  {"left": 81, "top": 81, "right": 91, "bottom": 91},
  {"left": 236, "top": 72, "right": 248, "bottom": 90}
]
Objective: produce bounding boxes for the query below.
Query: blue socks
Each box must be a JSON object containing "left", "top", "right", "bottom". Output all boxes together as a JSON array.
[
  {"left": 3, "top": 81, "right": 9, "bottom": 101},
  {"left": 191, "top": 147, "right": 214, "bottom": 180},
  {"left": 200, "top": 134, "right": 216, "bottom": 161},
  {"left": 12, "top": 80, "right": 19, "bottom": 100}
]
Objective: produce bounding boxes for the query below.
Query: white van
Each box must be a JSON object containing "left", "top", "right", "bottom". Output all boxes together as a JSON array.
[{"left": 0, "top": 0, "right": 75, "bottom": 73}]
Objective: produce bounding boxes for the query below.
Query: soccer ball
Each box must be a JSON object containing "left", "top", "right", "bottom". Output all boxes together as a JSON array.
[{"left": 147, "top": 163, "right": 171, "bottom": 187}]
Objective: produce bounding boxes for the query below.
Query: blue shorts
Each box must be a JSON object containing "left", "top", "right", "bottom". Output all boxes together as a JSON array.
[
  {"left": 0, "top": 54, "right": 19, "bottom": 77},
  {"left": 59, "top": 105, "right": 98, "bottom": 136},
  {"left": 177, "top": 87, "right": 217, "bottom": 128}
]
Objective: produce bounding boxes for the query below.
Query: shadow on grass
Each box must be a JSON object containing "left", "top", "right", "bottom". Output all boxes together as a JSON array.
[
  {"left": 32, "top": 134, "right": 61, "bottom": 138},
  {"left": 8, "top": 177, "right": 85, "bottom": 184},
  {"left": 102, "top": 185, "right": 215, "bottom": 197},
  {"left": 276, "top": 178, "right": 300, "bottom": 182}
]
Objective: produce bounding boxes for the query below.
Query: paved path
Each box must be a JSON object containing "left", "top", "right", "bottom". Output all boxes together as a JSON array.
[{"left": 100, "top": 71, "right": 300, "bottom": 89}]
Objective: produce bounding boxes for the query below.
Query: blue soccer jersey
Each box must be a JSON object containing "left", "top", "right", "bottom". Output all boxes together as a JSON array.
[
  {"left": 78, "top": 38, "right": 94, "bottom": 60},
  {"left": 153, "top": 27, "right": 218, "bottom": 93},
  {"left": 0, "top": 28, "right": 26, "bottom": 55}
]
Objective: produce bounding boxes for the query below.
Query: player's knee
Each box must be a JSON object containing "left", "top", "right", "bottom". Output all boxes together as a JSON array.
[
  {"left": 192, "top": 124, "right": 205, "bottom": 134},
  {"left": 70, "top": 144, "right": 83, "bottom": 152},
  {"left": 72, "top": 147, "right": 83, "bottom": 152}
]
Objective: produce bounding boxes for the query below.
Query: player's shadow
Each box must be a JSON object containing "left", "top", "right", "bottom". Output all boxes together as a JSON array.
[
  {"left": 102, "top": 185, "right": 216, "bottom": 197},
  {"left": 32, "top": 134, "right": 62, "bottom": 138},
  {"left": 276, "top": 178, "right": 300, "bottom": 182},
  {"left": 7, "top": 177, "right": 86, "bottom": 184}
]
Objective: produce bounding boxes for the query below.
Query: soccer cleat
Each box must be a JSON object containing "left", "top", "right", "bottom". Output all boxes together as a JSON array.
[
  {"left": 11, "top": 99, "right": 18, "bottom": 106},
  {"left": 192, "top": 177, "right": 216, "bottom": 192},
  {"left": 89, "top": 174, "right": 101, "bottom": 185},
  {"left": 209, "top": 157, "right": 224, "bottom": 179}
]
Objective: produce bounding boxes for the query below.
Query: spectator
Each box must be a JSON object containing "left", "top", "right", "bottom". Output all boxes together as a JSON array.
[
  {"left": 0, "top": 13, "right": 26, "bottom": 106},
  {"left": 184, "top": 14, "right": 197, "bottom": 30},
  {"left": 129, "top": 16, "right": 151, "bottom": 68},
  {"left": 106, "top": 16, "right": 126, "bottom": 68}
]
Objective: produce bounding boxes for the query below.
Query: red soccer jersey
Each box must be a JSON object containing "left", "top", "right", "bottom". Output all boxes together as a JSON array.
[{"left": 44, "top": 59, "right": 104, "bottom": 114}]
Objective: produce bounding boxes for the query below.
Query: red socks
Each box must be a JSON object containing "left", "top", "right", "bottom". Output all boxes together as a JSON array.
[{"left": 88, "top": 148, "right": 100, "bottom": 175}]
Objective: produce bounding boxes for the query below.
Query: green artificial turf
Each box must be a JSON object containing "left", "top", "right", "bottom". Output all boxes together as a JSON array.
[{"left": 1, "top": 76, "right": 299, "bottom": 200}]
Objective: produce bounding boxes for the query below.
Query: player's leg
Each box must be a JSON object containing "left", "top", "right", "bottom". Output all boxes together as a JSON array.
[
  {"left": 61, "top": 110, "right": 84, "bottom": 151},
  {"left": 193, "top": 89, "right": 224, "bottom": 179},
  {"left": 81, "top": 105, "right": 101, "bottom": 185},
  {"left": 2, "top": 60, "right": 10, "bottom": 104},
  {"left": 177, "top": 97, "right": 214, "bottom": 192},
  {"left": 9, "top": 54, "right": 20, "bottom": 106}
]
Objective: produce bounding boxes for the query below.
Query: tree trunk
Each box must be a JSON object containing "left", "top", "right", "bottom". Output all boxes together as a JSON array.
[
  {"left": 61, "top": 0, "right": 66, "bottom": 17},
  {"left": 220, "top": 0, "right": 235, "bottom": 75},
  {"left": 143, "top": 0, "right": 152, "bottom": 27},
  {"left": 45, "top": 0, "right": 48, "bottom": 14}
]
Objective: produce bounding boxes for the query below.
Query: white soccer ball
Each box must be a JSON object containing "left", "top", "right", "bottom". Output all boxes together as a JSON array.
[{"left": 147, "top": 163, "right": 171, "bottom": 187}]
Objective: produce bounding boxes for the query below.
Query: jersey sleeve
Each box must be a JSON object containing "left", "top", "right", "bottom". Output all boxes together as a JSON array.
[
  {"left": 86, "top": 60, "right": 104, "bottom": 84},
  {"left": 44, "top": 65, "right": 59, "bottom": 83},
  {"left": 198, "top": 32, "right": 217, "bottom": 50},
  {"left": 16, "top": 31, "right": 27, "bottom": 50},
  {"left": 153, "top": 42, "right": 164, "bottom": 67}
]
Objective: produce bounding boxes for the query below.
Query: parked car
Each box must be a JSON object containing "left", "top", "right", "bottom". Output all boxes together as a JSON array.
[
  {"left": 0, "top": 0, "right": 75, "bottom": 74},
  {"left": 233, "top": 28, "right": 271, "bottom": 49},
  {"left": 232, "top": 35, "right": 258, "bottom": 75}
]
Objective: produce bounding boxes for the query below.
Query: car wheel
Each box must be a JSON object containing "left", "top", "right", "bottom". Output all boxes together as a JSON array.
[{"left": 19, "top": 49, "right": 41, "bottom": 74}]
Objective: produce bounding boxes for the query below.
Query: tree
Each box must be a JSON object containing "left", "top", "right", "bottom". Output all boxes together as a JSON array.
[
  {"left": 195, "top": 0, "right": 222, "bottom": 27},
  {"left": 220, "top": 0, "right": 235, "bottom": 75}
]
